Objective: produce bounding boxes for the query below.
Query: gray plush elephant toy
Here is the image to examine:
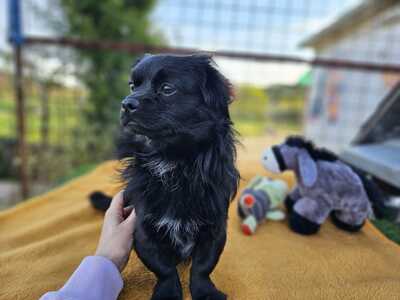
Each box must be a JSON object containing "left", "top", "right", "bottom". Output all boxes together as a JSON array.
[{"left": 261, "top": 136, "right": 385, "bottom": 235}]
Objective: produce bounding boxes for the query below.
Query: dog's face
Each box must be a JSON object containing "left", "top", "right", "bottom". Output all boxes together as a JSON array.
[{"left": 120, "top": 54, "right": 232, "bottom": 149}]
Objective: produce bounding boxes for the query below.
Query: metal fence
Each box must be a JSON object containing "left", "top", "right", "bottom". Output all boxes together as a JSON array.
[{"left": 2, "top": 0, "right": 400, "bottom": 200}]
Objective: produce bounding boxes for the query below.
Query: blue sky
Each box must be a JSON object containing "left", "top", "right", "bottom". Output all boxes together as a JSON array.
[
  {"left": 151, "top": 0, "right": 361, "bottom": 56},
  {"left": 150, "top": 0, "right": 362, "bottom": 85},
  {"left": 1, "top": 0, "right": 362, "bottom": 85}
]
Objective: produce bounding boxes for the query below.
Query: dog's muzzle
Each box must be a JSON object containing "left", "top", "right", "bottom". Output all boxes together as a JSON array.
[
  {"left": 120, "top": 96, "right": 140, "bottom": 127},
  {"left": 121, "top": 96, "right": 139, "bottom": 113}
]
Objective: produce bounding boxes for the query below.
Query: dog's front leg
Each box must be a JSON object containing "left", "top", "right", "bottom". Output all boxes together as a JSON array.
[
  {"left": 134, "top": 224, "right": 183, "bottom": 300},
  {"left": 190, "top": 228, "right": 227, "bottom": 300}
]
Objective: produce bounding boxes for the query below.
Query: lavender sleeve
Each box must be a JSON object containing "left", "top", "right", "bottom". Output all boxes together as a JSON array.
[{"left": 40, "top": 256, "right": 123, "bottom": 300}]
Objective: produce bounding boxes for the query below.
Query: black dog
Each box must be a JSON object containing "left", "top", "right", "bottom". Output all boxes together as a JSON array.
[{"left": 90, "top": 54, "right": 239, "bottom": 300}]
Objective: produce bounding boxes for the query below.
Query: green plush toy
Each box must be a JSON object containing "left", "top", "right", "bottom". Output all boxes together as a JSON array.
[{"left": 238, "top": 175, "right": 288, "bottom": 235}]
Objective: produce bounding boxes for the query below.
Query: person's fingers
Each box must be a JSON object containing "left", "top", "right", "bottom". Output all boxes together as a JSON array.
[
  {"left": 110, "top": 190, "right": 124, "bottom": 211},
  {"left": 106, "top": 190, "right": 125, "bottom": 222},
  {"left": 123, "top": 205, "right": 134, "bottom": 219},
  {"left": 122, "top": 208, "right": 136, "bottom": 230}
]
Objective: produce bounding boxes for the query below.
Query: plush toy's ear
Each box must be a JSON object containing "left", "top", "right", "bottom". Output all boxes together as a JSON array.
[{"left": 297, "top": 150, "right": 318, "bottom": 187}]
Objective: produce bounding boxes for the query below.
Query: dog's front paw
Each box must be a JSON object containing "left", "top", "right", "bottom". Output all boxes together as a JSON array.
[
  {"left": 193, "top": 289, "right": 227, "bottom": 300},
  {"left": 190, "top": 275, "right": 227, "bottom": 300},
  {"left": 151, "top": 276, "right": 183, "bottom": 300}
]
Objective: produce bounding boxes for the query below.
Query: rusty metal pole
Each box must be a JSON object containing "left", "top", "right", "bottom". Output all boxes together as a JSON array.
[
  {"left": 9, "top": 0, "right": 29, "bottom": 198},
  {"left": 13, "top": 45, "right": 29, "bottom": 198}
]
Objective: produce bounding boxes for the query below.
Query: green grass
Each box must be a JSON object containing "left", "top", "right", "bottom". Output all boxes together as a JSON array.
[
  {"left": 56, "top": 163, "right": 97, "bottom": 186},
  {"left": 233, "top": 117, "right": 301, "bottom": 136},
  {"left": 0, "top": 93, "right": 84, "bottom": 145},
  {"left": 372, "top": 219, "right": 400, "bottom": 245},
  {"left": 233, "top": 119, "right": 266, "bottom": 136}
]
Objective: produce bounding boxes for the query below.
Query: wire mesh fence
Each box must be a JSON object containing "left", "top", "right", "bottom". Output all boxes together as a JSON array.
[{"left": 1, "top": 0, "right": 400, "bottom": 201}]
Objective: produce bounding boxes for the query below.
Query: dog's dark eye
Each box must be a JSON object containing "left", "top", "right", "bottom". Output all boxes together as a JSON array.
[
  {"left": 129, "top": 81, "right": 135, "bottom": 92},
  {"left": 160, "top": 83, "right": 176, "bottom": 96}
]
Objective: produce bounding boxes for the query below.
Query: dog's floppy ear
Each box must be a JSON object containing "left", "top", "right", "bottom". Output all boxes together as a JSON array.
[
  {"left": 132, "top": 53, "right": 151, "bottom": 67},
  {"left": 197, "top": 54, "right": 233, "bottom": 116}
]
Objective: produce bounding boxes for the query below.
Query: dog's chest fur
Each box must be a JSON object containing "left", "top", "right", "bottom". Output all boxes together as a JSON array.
[
  {"left": 143, "top": 157, "right": 177, "bottom": 178},
  {"left": 153, "top": 217, "right": 199, "bottom": 258},
  {"left": 131, "top": 147, "right": 233, "bottom": 259},
  {"left": 140, "top": 157, "right": 201, "bottom": 258}
]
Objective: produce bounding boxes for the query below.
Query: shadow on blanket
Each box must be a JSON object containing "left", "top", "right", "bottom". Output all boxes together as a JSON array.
[{"left": 1, "top": 137, "right": 400, "bottom": 300}]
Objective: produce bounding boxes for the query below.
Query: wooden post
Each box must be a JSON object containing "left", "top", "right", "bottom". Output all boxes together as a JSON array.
[
  {"left": 9, "top": 0, "right": 29, "bottom": 198},
  {"left": 13, "top": 44, "right": 29, "bottom": 199}
]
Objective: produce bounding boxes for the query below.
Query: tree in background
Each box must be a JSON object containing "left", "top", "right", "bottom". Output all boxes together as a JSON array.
[
  {"left": 231, "top": 85, "right": 269, "bottom": 120},
  {"left": 230, "top": 85, "right": 269, "bottom": 136},
  {"left": 59, "top": 0, "right": 161, "bottom": 158},
  {"left": 265, "top": 84, "right": 306, "bottom": 127},
  {"left": 230, "top": 84, "right": 305, "bottom": 136}
]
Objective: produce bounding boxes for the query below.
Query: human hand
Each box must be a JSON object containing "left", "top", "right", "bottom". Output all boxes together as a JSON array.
[{"left": 95, "top": 190, "right": 136, "bottom": 272}]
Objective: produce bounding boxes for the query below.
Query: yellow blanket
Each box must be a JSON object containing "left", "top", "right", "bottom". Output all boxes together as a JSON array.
[{"left": 1, "top": 137, "right": 400, "bottom": 300}]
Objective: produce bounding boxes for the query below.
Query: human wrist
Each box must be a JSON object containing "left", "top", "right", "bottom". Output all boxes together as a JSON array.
[{"left": 95, "top": 250, "right": 124, "bottom": 272}]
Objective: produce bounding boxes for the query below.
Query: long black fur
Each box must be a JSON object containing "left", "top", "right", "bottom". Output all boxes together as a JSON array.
[{"left": 90, "top": 54, "right": 239, "bottom": 300}]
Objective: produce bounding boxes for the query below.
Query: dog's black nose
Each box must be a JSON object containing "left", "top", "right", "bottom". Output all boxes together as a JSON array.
[{"left": 121, "top": 97, "right": 139, "bottom": 113}]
